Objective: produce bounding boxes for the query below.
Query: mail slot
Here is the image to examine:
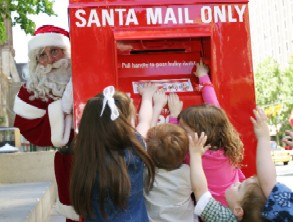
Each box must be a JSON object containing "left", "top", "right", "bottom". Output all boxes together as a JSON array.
[{"left": 69, "top": 0, "right": 256, "bottom": 176}]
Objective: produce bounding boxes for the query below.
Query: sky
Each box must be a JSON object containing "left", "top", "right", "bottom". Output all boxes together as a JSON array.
[{"left": 13, "top": 0, "right": 69, "bottom": 63}]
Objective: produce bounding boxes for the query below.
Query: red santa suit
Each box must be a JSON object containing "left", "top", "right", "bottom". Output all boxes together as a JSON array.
[
  {"left": 13, "top": 25, "right": 78, "bottom": 222},
  {"left": 14, "top": 85, "right": 68, "bottom": 146}
]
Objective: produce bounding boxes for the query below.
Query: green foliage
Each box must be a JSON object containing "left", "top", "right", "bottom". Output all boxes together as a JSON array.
[
  {"left": 0, "top": 0, "right": 56, "bottom": 44},
  {"left": 254, "top": 57, "right": 293, "bottom": 144}
]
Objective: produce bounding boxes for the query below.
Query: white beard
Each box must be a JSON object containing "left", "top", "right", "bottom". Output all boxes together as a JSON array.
[{"left": 26, "top": 58, "right": 72, "bottom": 101}]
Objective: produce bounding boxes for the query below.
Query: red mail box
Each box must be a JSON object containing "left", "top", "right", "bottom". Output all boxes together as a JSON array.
[{"left": 69, "top": 0, "right": 256, "bottom": 176}]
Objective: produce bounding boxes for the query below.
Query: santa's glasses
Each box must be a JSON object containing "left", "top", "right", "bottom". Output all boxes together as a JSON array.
[{"left": 36, "top": 47, "right": 64, "bottom": 63}]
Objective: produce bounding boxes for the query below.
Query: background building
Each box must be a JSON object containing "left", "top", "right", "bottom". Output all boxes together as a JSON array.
[{"left": 249, "top": 0, "right": 293, "bottom": 70}]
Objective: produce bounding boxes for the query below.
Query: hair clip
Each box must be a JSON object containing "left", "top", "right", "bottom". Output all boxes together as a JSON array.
[{"left": 100, "top": 86, "right": 119, "bottom": 120}]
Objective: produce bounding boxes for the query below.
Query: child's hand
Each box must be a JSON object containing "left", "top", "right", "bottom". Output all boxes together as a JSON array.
[
  {"left": 138, "top": 82, "right": 157, "bottom": 98},
  {"left": 153, "top": 90, "right": 167, "bottom": 109},
  {"left": 188, "top": 132, "right": 209, "bottom": 156},
  {"left": 168, "top": 93, "right": 183, "bottom": 117},
  {"left": 282, "top": 130, "right": 293, "bottom": 148},
  {"left": 250, "top": 107, "right": 270, "bottom": 140},
  {"left": 194, "top": 58, "right": 209, "bottom": 78}
]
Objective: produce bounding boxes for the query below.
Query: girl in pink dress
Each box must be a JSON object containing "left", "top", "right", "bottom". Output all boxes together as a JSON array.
[{"left": 170, "top": 60, "right": 245, "bottom": 207}]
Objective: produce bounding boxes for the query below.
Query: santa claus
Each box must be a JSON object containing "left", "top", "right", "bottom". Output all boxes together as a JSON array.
[{"left": 13, "top": 25, "right": 78, "bottom": 222}]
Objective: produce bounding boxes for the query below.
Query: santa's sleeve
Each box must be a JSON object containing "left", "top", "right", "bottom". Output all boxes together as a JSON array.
[{"left": 13, "top": 86, "right": 72, "bottom": 147}]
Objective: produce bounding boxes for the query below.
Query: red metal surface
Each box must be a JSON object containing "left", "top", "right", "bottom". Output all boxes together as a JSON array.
[
  {"left": 69, "top": 0, "right": 249, "bottom": 6},
  {"left": 68, "top": 0, "right": 256, "bottom": 177}
]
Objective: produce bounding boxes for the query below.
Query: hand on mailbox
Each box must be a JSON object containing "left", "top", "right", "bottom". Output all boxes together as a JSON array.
[
  {"left": 138, "top": 82, "right": 158, "bottom": 98},
  {"left": 137, "top": 82, "right": 158, "bottom": 137},
  {"left": 61, "top": 77, "right": 73, "bottom": 114},
  {"left": 153, "top": 90, "right": 168, "bottom": 110},
  {"left": 195, "top": 59, "right": 209, "bottom": 78},
  {"left": 168, "top": 93, "right": 183, "bottom": 117},
  {"left": 151, "top": 90, "right": 168, "bottom": 126}
]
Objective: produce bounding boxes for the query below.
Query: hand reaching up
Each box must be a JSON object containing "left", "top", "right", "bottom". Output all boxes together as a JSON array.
[
  {"left": 252, "top": 107, "right": 276, "bottom": 198},
  {"left": 194, "top": 58, "right": 209, "bottom": 78},
  {"left": 250, "top": 107, "right": 270, "bottom": 140},
  {"left": 151, "top": 90, "right": 167, "bottom": 126},
  {"left": 189, "top": 131, "right": 210, "bottom": 201},
  {"left": 137, "top": 83, "right": 158, "bottom": 137},
  {"left": 188, "top": 132, "right": 209, "bottom": 156},
  {"left": 168, "top": 93, "right": 183, "bottom": 117}
]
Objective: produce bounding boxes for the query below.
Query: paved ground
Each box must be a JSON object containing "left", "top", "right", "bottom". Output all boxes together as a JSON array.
[{"left": 0, "top": 182, "right": 53, "bottom": 222}]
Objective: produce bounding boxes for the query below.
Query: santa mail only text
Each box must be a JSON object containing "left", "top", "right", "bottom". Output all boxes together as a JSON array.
[{"left": 74, "top": 5, "right": 247, "bottom": 27}]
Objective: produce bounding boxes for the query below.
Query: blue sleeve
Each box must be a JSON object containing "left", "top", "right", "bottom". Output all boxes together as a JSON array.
[{"left": 262, "top": 182, "right": 293, "bottom": 221}]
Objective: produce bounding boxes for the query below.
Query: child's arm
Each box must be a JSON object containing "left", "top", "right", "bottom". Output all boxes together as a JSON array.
[
  {"left": 251, "top": 107, "right": 276, "bottom": 198},
  {"left": 189, "top": 132, "right": 209, "bottom": 201},
  {"left": 190, "top": 133, "right": 238, "bottom": 221},
  {"left": 137, "top": 83, "right": 157, "bottom": 138},
  {"left": 151, "top": 90, "right": 167, "bottom": 127},
  {"left": 195, "top": 59, "right": 220, "bottom": 107},
  {"left": 167, "top": 93, "right": 183, "bottom": 124}
]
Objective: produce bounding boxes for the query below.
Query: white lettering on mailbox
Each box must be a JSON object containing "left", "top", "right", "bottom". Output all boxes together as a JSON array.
[
  {"left": 201, "top": 5, "right": 246, "bottom": 23},
  {"left": 75, "top": 8, "right": 138, "bottom": 27},
  {"left": 74, "top": 5, "right": 246, "bottom": 27},
  {"left": 146, "top": 8, "right": 193, "bottom": 25}
]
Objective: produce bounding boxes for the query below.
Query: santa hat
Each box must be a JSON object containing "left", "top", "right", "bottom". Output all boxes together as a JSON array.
[{"left": 28, "top": 25, "right": 70, "bottom": 53}]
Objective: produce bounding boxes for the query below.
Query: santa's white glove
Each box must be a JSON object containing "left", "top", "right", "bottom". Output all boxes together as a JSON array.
[{"left": 61, "top": 78, "right": 73, "bottom": 114}]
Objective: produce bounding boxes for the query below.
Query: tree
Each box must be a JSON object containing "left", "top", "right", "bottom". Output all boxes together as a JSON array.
[
  {"left": 0, "top": 0, "right": 56, "bottom": 44},
  {"left": 254, "top": 57, "right": 293, "bottom": 144},
  {"left": 281, "top": 58, "right": 293, "bottom": 131}
]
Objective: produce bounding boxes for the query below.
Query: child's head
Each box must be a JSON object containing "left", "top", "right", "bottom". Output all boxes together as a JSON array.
[
  {"left": 146, "top": 123, "right": 189, "bottom": 170},
  {"left": 76, "top": 88, "right": 136, "bottom": 147},
  {"left": 225, "top": 176, "right": 267, "bottom": 222},
  {"left": 179, "top": 104, "right": 244, "bottom": 166}
]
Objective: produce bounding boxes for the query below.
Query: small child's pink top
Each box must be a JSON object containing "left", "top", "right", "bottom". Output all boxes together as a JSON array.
[
  {"left": 172, "top": 74, "right": 245, "bottom": 207},
  {"left": 183, "top": 148, "right": 245, "bottom": 206},
  {"left": 202, "top": 149, "right": 245, "bottom": 206}
]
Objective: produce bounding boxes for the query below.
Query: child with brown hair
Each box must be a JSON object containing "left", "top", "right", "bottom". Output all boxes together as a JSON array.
[
  {"left": 179, "top": 104, "right": 245, "bottom": 206},
  {"left": 144, "top": 123, "right": 196, "bottom": 222},
  {"left": 178, "top": 60, "right": 245, "bottom": 206},
  {"left": 188, "top": 108, "right": 270, "bottom": 222},
  {"left": 143, "top": 89, "right": 196, "bottom": 222},
  {"left": 70, "top": 84, "right": 156, "bottom": 222}
]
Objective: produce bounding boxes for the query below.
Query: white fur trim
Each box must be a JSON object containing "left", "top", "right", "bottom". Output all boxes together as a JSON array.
[
  {"left": 13, "top": 95, "right": 46, "bottom": 119},
  {"left": 55, "top": 198, "right": 79, "bottom": 221},
  {"left": 28, "top": 33, "right": 70, "bottom": 52},
  {"left": 48, "top": 100, "right": 72, "bottom": 147},
  {"left": 194, "top": 191, "right": 212, "bottom": 216}
]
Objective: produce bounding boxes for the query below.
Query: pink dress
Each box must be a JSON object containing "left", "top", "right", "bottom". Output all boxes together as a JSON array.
[{"left": 169, "top": 74, "right": 245, "bottom": 207}]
